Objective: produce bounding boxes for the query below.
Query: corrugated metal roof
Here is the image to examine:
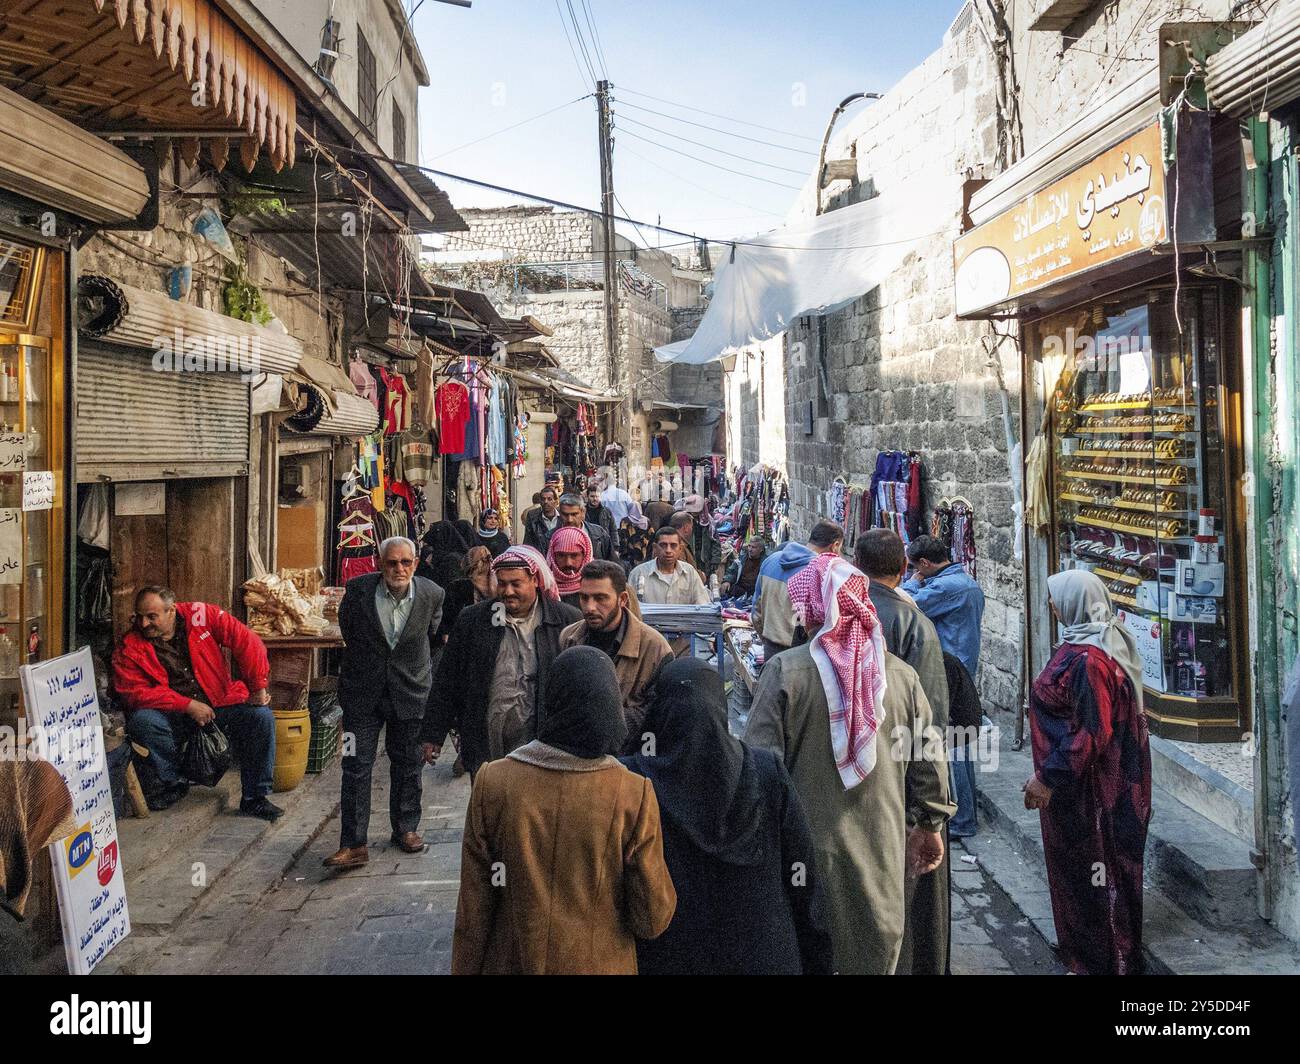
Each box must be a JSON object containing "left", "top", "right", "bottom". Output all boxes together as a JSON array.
[{"left": 394, "top": 163, "right": 468, "bottom": 234}]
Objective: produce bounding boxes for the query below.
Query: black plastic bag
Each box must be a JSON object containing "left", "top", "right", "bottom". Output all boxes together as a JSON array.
[{"left": 182, "top": 722, "right": 232, "bottom": 788}]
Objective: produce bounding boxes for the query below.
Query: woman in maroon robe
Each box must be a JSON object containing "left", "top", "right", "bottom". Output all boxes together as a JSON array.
[{"left": 1025, "top": 569, "right": 1152, "bottom": 975}]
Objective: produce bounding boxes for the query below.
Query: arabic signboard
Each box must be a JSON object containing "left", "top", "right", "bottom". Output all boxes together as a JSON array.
[
  {"left": 954, "top": 124, "right": 1170, "bottom": 316},
  {"left": 22, "top": 647, "right": 131, "bottom": 974},
  {"left": 0, "top": 432, "right": 26, "bottom": 473},
  {"left": 0, "top": 507, "right": 19, "bottom": 585},
  {"left": 22, "top": 470, "right": 55, "bottom": 511}
]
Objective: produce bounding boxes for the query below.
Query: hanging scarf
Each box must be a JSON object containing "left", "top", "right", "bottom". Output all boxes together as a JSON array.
[
  {"left": 1046, "top": 569, "right": 1145, "bottom": 712},
  {"left": 492, "top": 544, "right": 559, "bottom": 601},
  {"left": 545, "top": 525, "right": 593, "bottom": 597},
  {"left": 787, "top": 553, "right": 889, "bottom": 789}
]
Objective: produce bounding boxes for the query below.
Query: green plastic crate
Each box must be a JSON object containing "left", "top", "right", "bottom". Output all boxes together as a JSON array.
[{"left": 306, "top": 706, "right": 342, "bottom": 773}]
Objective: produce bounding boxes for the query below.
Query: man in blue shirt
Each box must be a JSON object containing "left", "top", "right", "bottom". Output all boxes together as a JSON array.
[{"left": 903, "top": 534, "right": 985, "bottom": 837}]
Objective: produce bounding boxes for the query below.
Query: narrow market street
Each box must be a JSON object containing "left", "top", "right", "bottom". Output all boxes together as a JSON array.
[{"left": 95, "top": 756, "right": 1062, "bottom": 976}]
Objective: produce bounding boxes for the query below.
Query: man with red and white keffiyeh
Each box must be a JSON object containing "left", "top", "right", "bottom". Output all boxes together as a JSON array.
[
  {"left": 745, "top": 550, "right": 954, "bottom": 974},
  {"left": 545, "top": 526, "right": 593, "bottom": 609}
]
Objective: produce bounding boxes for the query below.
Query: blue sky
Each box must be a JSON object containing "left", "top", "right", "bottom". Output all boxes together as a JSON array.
[{"left": 412, "top": 0, "right": 964, "bottom": 251}]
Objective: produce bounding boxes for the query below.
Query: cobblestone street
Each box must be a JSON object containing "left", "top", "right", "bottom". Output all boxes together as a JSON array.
[{"left": 96, "top": 755, "right": 1062, "bottom": 976}]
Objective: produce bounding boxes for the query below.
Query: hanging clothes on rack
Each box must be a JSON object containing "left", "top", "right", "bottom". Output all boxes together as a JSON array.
[{"left": 435, "top": 378, "right": 470, "bottom": 455}]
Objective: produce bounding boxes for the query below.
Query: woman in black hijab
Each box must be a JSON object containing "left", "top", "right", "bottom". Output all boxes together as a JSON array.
[
  {"left": 449, "top": 646, "right": 676, "bottom": 974},
  {"left": 417, "top": 520, "right": 469, "bottom": 588},
  {"left": 622, "top": 657, "right": 833, "bottom": 974}
]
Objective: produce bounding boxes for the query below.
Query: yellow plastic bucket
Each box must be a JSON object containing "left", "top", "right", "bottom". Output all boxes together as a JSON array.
[{"left": 273, "top": 707, "right": 312, "bottom": 793}]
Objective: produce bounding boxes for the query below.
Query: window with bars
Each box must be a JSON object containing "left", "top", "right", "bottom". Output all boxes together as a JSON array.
[
  {"left": 357, "top": 28, "right": 377, "bottom": 134},
  {"left": 392, "top": 100, "right": 406, "bottom": 162}
]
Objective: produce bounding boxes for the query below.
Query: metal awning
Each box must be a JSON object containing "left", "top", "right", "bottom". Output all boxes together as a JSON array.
[
  {"left": 645, "top": 400, "right": 720, "bottom": 413},
  {"left": 77, "top": 273, "right": 304, "bottom": 375},
  {"left": 1206, "top": 5, "right": 1300, "bottom": 116},
  {"left": 395, "top": 163, "right": 470, "bottom": 235},
  {"left": 0, "top": 0, "right": 297, "bottom": 170},
  {"left": 0, "top": 83, "right": 148, "bottom": 222}
]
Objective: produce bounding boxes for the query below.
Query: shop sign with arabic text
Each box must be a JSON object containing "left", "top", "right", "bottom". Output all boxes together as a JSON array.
[{"left": 953, "top": 123, "right": 1168, "bottom": 316}]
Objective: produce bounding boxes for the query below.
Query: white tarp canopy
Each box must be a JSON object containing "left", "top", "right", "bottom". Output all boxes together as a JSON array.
[{"left": 655, "top": 179, "right": 955, "bottom": 365}]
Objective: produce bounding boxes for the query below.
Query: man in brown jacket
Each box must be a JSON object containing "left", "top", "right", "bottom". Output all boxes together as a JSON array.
[{"left": 559, "top": 560, "right": 674, "bottom": 755}]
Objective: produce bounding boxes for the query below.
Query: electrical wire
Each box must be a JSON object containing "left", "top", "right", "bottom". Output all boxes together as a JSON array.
[
  {"left": 553, "top": 0, "right": 594, "bottom": 90},
  {"left": 563, "top": 0, "right": 601, "bottom": 85},
  {"left": 315, "top": 139, "right": 946, "bottom": 252},
  {"left": 617, "top": 145, "right": 785, "bottom": 217},
  {"left": 615, "top": 85, "right": 820, "bottom": 142},
  {"left": 618, "top": 129, "right": 803, "bottom": 190},
  {"left": 614, "top": 113, "right": 811, "bottom": 175},
  {"left": 578, "top": 0, "right": 610, "bottom": 78},
  {"left": 613, "top": 192, "right": 655, "bottom": 250},
  {"left": 429, "top": 94, "right": 593, "bottom": 159},
  {"left": 614, "top": 98, "right": 818, "bottom": 156}
]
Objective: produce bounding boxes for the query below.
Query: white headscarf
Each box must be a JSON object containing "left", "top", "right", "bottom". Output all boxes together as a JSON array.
[{"left": 1047, "top": 569, "right": 1144, "bottom": 711}]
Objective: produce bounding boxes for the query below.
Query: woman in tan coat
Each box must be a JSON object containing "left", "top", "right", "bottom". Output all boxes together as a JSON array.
[{"left": 451, "top": 645, "right": 677, "bottom": 974}]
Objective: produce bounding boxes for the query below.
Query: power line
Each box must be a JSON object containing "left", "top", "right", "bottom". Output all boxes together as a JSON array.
[
  {"left": 316, "top": 140, "right": 947, "bottom": 252},
  {"left": 613, "top": 191, "right": 655, "bottom": 250},
  {"left": 610, "top": 144, "right": 783, "bottom": 218},
  {"left": 615, "top": 113, "right": 811, "bottom": 176},
  {"left": 564, "top": 0, "right": 601, "bottom": 84},
  {"left": 579, "top": 0, "right": 611, "bottom": 78},
  {"left": 616, "top": 85, "right": 820, "bottom": 143},
  {"left": 614, "top": 98, "right": 818, "bottom": 156},
  {"left": 617, "top": 128, "right": 803, "bottom": 190},
  {"left": 553, "top": 0, "right": 594, "bottom": 89},
  {"left": 429, "top": 94, "right": 592, "bottom": 159}
]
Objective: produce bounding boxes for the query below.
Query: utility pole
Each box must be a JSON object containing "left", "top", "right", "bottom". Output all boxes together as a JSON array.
[{"left": 596, "top": 80, "right": 618, "bottom": 392}]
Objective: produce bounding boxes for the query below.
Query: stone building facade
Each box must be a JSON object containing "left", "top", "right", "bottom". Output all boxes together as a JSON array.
[
  {"left": 430, "top": 204, "right": 716, "bottom": 471},
  {"left": 758, "top": 15, "right": 1025, "bottom": 716}
]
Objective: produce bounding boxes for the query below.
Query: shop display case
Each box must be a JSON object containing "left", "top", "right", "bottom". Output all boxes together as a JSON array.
[
  {"left": 1030, "top": 285, "right": 1244, "bottom": 740},
  {"left": 0, "top": 236, "right": 66, "bottom": 726}
]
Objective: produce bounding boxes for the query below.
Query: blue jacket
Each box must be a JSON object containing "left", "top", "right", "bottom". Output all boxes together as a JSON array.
[
  {"left": 753, "top": 542, "right": 816, "bottom": 650},
  {"left": 902, "top": 563, "right": 985, "bottom": 679}
]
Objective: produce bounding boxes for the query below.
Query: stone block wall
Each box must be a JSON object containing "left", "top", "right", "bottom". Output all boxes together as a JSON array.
[
  {"left": 441, "top": 206, "right": 598, "bottom": 260},
  {"left": 775, "top": 20, "right": 1026, "bottom": 715}
]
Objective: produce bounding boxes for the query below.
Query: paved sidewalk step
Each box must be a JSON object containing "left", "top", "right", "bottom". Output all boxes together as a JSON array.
[{"left": 976, "top": 735, "right": 1299, "bottom": 974}]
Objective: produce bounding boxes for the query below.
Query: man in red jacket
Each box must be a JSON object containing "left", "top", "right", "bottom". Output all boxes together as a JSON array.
[{"left": 112, "top": 586, "right": 282, "bottom": 820}]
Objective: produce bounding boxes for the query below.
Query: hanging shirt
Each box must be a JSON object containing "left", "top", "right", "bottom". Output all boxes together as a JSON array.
[
  {"left": 349, "top": 357, "right": 379, "bottom": 411},
  {"left": 399, "top": 428, "right": 436, "bottom": 486},
  {"left": 380, "top": 368, "right": 410, "bottom": 435},
  {"left": 436, "top": 380, "right": 470, "bottom": 455},
  {"left": 486, "top": 374, "right": 507, "bottom": 466}
]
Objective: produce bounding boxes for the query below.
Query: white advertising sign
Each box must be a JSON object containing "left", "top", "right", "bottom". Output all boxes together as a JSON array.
[{"left": 22, "top": 647, "right": 131, "bottom": 974}]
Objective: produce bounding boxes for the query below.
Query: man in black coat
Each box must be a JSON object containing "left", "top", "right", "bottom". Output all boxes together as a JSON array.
[
  {"left": 523, "top": 485, "right": 562, "bottom": 553},
  {"left": 557, "top": 492, "right": 614, "bottom": 561},
  {"left": 584, "top": 483, "right": 617, "bottom": 546},
  {"left": 324, "top": 537, "right": 444, "bottom": 870},
  {"left": 420, "top": 546, "right": 580, "bottom": 779}
]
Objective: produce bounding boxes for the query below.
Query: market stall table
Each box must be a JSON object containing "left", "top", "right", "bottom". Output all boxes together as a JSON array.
[
  {"left": 638, "top": 603, "right": 729, "bottom": 681},
  {"left": 260, "top": 626, "right": 344, "bottom": 709}
]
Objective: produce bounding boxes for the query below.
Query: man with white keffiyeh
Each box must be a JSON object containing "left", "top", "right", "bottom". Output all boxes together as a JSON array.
[{"left": 745, "top": 551, "right": 955, "bottom": 974}]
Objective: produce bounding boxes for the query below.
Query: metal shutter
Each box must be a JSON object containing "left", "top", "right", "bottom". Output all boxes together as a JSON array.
[{"left": 75, "top": 344, "right": 250, "bottom": 482}]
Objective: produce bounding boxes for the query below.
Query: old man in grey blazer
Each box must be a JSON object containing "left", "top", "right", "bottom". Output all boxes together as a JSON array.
[{"left": 324, "top": 536, "right": 444, "bottom": 870}]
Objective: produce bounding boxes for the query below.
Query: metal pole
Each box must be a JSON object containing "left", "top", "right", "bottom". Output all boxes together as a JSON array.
[
  {"left": 596, "top": 81, "right": 619, "bottom": 393},
  {"left": 815, "top": 92, "right": 881, "bottom": 216}
]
